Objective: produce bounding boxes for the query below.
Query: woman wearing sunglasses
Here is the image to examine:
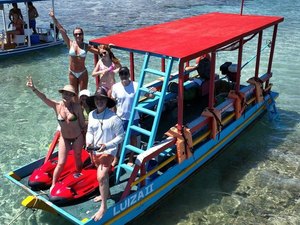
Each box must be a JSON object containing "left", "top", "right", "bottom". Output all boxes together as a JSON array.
[
  {"left": 92, "top": 44, "right": 121, "bottom": 97},
  {"left": 49, "top": 9, "right": 97, "bottom": 94}
]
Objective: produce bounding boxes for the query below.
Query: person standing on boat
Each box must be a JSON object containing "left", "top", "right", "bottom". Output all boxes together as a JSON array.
[
  {"left": 92, "top": 44, "right": 121, "bottom": 97},
  {"left": 49, "top": 9, "right": 98, "bottom": 94},
  {"left": 9, "top": 3, "right": 23, "bottom": 22},
  {"left": 28, "top": 2, "right": 39, "bottom": 34},
  {"left": 26, "top": 76, "right": 86, "bottom": 192},
  {"left": 86, "top": 87, "right": 124, "bottom": 221}
]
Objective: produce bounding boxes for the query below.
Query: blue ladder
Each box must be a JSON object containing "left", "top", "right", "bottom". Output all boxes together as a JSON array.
[
  {"left": 265, "top": 93, "right": 278, "bottom": 121},
  {"left": 116, "top": 53, "right": 174, "bottom": 183}
]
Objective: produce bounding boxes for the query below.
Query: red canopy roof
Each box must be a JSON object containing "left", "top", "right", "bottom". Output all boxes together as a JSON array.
[{"left": 90, "top": 12, "right": 284, "bottom": 60}]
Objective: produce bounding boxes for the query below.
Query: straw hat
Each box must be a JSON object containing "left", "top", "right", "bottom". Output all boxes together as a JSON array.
[
  {"left": 87, "top": 86, "right": 116, "bottom": 108},
  {"left": 58, "top": 85, "right": 76, "bottom": 95}
]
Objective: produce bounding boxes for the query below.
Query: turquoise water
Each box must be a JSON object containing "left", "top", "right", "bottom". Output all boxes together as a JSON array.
[{"left": 1, "top": 0, "right": 300, "bottom": 224}]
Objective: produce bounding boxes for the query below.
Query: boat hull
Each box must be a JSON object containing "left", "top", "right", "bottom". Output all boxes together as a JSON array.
[{"left": 5, "top": 92, "right": 277, "bottom": 225}]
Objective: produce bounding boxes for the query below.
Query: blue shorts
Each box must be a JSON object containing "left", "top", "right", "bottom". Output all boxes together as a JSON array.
[
  {"left": 29, "top": 19, "right": 36, "bottom": 29},
  {"left": 122, "top": 119, "right": 139, "bottom": 136}
]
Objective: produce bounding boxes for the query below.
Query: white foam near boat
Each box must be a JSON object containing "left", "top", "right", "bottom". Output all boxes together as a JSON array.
[{"left": 0, "top": 0, "right": 63, "bottom": 58}]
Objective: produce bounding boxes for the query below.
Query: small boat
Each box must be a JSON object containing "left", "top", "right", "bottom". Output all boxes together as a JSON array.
[
  {"left": 0, "top": 0, "right": 63, "bottom": 59},
  {"left": 5, "top": 10, "right": 284, "bottom": 225}
]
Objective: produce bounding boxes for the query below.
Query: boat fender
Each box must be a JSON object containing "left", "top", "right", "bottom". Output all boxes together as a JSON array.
[
  {"left": 227, "top": 90, "right": 246, "bottom": 119},
  {"left": 165, "top": 126, "right": 193, "bottom": 163},
  {"left": 201, "top": 108, "right": 222, "bottom": 139},
  {"left": 247, "top": 77, "right": 264, "bottom": 103}
]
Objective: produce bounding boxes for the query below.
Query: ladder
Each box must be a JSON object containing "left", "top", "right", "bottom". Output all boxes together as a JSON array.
[
  {"left": 116, "top": 53, "right": 174, "bottom": 183},
  {"left": 265, "top": 93, "right": 278, "bottom": 121}
]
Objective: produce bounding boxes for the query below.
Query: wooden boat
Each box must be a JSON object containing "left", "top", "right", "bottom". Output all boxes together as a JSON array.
[
  {"left": 5, "top": 11, "right": 283, "bottom": 225},
  {"left": 0, "top": 0, "right": 63, "bottom": 58}
]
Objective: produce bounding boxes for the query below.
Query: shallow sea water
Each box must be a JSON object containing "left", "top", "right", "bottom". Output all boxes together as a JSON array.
[{"left": 0, "top": 0, "right": 299, "bottom": 225}]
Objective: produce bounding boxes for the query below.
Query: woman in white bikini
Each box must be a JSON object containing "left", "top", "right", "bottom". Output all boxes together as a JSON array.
[
  {"left": 26, "top": 76, "right": 86, "bottom": 192},
  {"left": 92, "top": 44, "right": 121, "bottom": 97},
  {"left": 49, "top": 9, "right": 97, "bottom": 94}
]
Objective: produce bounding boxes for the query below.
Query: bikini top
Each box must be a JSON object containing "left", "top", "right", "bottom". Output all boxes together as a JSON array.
[
  {"left": 57, "top": 114, "right": 77, "bottom": 122},
  {"left": 69, "top": 41, "right": 87, "bottom": 58},
  {"left": 57, "top": 103, "right": 78, "bottom": 122}
]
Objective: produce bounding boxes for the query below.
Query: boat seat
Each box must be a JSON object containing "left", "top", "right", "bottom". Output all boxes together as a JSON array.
[{"left": 14, "top": 35, "right": 25, "bottom": 46}]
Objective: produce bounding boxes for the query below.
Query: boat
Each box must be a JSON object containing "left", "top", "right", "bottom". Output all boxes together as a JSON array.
[
  {"left": 0, "top": 0, "right": 63, "bottom": 58},
  {"left": 5, "top": 10, "right": 284, "bottom": 225}
]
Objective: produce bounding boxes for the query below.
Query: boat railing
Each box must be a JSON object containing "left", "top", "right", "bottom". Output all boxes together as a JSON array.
[{"left": 120, "top": 137, "right": 176, "bottom": 200}]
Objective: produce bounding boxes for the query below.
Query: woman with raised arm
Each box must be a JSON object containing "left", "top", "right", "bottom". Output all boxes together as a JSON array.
[
  {"left": 49, "top": 9, "right": 97, "bottom": 94},
  {"left": 26, "top": 76, "right": 86, "bottom": 192}
]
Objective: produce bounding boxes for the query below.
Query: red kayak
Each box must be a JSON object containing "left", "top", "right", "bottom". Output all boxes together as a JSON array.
[
  {"left": 28, "top": 131, "right": 90, "bottom": 190},
  {"left": 28, "top": 149, "right": 90, "bottom": 190},
  {"left": 49, "top": 164, "right": 115, "bottom": 205}
]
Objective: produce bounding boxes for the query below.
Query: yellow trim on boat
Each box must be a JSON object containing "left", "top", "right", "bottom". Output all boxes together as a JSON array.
[
  {"left": 105, "top": 105, "right": 265, "bottom": 225},
  {"left": 22, "top": 196, "right": 57, "bottom": 214},
  {"left": 8, "top": 171, "right": 21, "bottom": 181}
]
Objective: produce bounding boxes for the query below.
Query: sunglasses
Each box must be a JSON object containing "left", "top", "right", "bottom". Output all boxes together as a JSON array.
[
  {"left": 74, "top": 33, "right": 83, "bottom": 36},
  {"left": 99, "top": 51, "right": 108, "bottom": 57}
]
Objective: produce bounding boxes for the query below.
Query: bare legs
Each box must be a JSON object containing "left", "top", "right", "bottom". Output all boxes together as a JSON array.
[
  {"left": 92, "top": 164, "right": 111, "bottom": 221},
  {"left": 50, "top": 135, "right": 83, "bottom": 193},
  {"left": 69, "top": 70, "right": 88, "bottom": 94}
]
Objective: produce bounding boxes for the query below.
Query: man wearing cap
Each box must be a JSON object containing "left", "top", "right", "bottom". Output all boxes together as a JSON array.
[
  {"left": 86, "top": 87, "right": 124, "bottom": 221},
  {"left": 111, "top": 66, "right": 156, "bottom": 165}
]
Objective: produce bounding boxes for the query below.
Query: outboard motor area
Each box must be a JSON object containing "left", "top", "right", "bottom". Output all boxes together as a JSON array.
[{"left": 220, "top": 62, "right": 237, "bottom": 82}]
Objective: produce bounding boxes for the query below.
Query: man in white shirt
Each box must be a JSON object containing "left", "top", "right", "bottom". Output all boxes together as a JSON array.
[{"left": 86, "top": 87, "right": 124, "bottom": 221}]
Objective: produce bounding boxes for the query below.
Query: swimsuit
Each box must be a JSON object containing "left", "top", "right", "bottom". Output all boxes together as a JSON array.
[
  {"left": 69, "top": 41, "right": 87, "bottom": 58},
  {"left": 57, "top": 103, "right": 78, "bottom": 122},
  {"left": 69, "top": 41, "right": 88, "bottom": 78},
  {"left": 69, "top": 68, "right": 87, "bottom": 78},
  {"left": 64, "top": 132, "right": 82, "bottom": 143}
]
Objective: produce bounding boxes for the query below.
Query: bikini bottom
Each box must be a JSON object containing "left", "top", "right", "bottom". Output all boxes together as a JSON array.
[
  {"left": 69, "top": 68, "right": 87, "bottom": 78},
  {"left": 64, "top": 132, "right": 82, "bottom": 143}
]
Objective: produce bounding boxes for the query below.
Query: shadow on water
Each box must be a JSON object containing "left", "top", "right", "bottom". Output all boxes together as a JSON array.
[{"left": 128, "top": 109, "right": 300, "bottom": 225}]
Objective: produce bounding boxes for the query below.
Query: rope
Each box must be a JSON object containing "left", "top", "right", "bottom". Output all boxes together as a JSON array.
[
  {"left": 6, "top": 191, "right": 48, "bottom": 225},
  {"left": 241, "top": 40, "right": 271, "bottom": 70},
  {"left": 6, "top": 208, "right": 29, "bottom": 225}
]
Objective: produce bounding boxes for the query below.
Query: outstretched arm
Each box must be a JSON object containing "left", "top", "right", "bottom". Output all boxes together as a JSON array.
[
  {"left": 26, "top": 76, "right": 57, "bottom": 109},
  {"left": 49, "top": 9, "right": 71, "bottom": 48}
]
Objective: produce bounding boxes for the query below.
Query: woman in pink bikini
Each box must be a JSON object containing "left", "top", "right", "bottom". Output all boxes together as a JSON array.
[
  {"left": 49, "top": 10, "right": 97, "bottom": 94},
  {"left": 92, "top": 45, "right": 121, "bottom": 97}
]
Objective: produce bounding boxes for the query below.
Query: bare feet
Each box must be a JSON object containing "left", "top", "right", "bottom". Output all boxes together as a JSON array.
[
  {"left": 93, "top": 194, "right": 111, "bottom": 202},
  {"left": 49, "top": 184, "right": 55, "bottom": 194},
  {"left": 127, "top": 162, "right": 134, "bottom": 167},
  {"left": 93, "top": 195, "right": 102, "bottom": 202},
  {"left": 92, "top": 206, "right": 106, "bottom": 221}
]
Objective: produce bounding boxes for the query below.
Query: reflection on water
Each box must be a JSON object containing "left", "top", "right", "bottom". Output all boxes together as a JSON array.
[{"left": 1, "top": 0, "right": 300, "bottom": 224}]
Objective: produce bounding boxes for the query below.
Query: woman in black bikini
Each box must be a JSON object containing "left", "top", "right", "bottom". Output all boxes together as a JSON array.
[{"left": 26, "top": 76, "right": 86, "bottom": 192}]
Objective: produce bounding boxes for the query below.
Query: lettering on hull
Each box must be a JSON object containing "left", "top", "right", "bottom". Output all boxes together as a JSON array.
[{"left": 113, "top": 183, "right": 154, "bottom": 216}]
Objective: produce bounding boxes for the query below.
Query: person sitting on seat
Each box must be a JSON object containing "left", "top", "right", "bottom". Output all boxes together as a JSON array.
[
  {"left": 6, "top": 13, "right": 24, "bottom": 45},
  {"left": 185, "top": 53, "right": 211, "bottom": 85}
]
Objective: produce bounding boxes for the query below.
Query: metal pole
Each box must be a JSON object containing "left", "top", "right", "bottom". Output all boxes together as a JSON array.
[
  {"left": 240, "top": 0, "right": 245, "bottom": 15},
  {"left": 208, "top": 52, "right": 216, "bottom": 109}
]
